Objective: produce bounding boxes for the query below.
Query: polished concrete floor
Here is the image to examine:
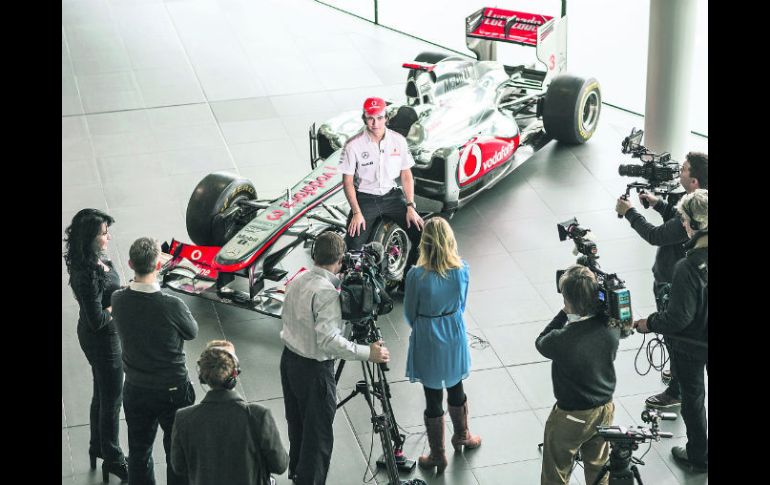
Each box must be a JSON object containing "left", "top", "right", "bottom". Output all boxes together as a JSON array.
[{"left": 62, "top": 1, "right": 709, "bottom": 483}]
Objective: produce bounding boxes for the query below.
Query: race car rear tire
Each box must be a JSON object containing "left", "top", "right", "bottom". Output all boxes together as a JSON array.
[
  {"left": 543, "top": 75, "right": 601, "bottom": 144},
  {"left": 369, "top": 218, "right": 411, "bottom": 286},
  {"left": 407, "top": 52, "right": 463, "bottom": 91},
  {"left": 186, "top": 172, "right": 257, "bottom": 246}
]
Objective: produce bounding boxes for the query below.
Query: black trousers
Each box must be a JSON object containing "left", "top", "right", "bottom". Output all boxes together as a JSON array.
[
  {"left": 345, "top": 188, "right": 421, "bottom": 273},
  {"left": 280, "top": 347, "right": 337, "bottom": 485},
  {"left": 123, "top": 380, "right": 195, "bottom": 485},
  {"left": 669, "top": 350, "right": 708, "bottom": 465},
  {"left": 423, "top": 381, "right": 465, "bottom": 418},
  {"left": 77, "top": 326, "right": 126, "bottom": 464},
  {"left": 653, "top": 280, "right": 680, "bottom": 399}
]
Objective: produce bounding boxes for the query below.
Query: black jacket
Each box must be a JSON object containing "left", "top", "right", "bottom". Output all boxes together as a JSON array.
[
  {"left": 536, "top": 311, "right": 620, "bottom": 411},
  {"left": 648, "top": 230, "right": 708, "bottom": 360},
  {"left": 624, "top": 197, "right": 688, "bottom": 284},
  {"left": 171, "top": 389, "right": 288, "bottom": 485},
  {"left": 71, "top": 260, "right": 121, "bottom": 334}
]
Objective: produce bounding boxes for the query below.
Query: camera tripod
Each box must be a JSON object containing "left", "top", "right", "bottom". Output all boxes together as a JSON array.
[
  {"left": 335, "top": 317, "right": 423, "bottom": 485},
  {"left": 590, "top": 441, "right": 646, "bottom": 485}
]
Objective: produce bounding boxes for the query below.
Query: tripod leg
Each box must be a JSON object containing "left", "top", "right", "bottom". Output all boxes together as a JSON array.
[
  {"left": 591, "top": 465, "right": 609, "bottom": 485},
  {"left": 334, "top": 359, "right": 346, "bottom": 384},
  {"left": 630, "top": 465, "right": 644, "bottom": 485}
]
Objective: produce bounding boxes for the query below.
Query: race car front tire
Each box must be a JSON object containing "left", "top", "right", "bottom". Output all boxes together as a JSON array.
[
  {"left": 186, "top": 172, "right": 257, "bottom": 246},
  {"left": 543, "top": 75, "right": 601, "bottom": 144},
  {"left": 369, "top": 218, "right": 411, "bottom": 286}
]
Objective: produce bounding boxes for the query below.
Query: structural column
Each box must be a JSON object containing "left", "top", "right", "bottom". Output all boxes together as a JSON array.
[{"left": 644, "top": 0, "right": 699, "bottom": 161}]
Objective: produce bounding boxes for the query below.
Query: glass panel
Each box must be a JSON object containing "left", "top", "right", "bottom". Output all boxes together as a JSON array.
[
  {"left": 317, "top": 0, "right": 375, "bottom": 22},
  {"left": 375, "top": 0, "right": 707, "bottom": 136}
]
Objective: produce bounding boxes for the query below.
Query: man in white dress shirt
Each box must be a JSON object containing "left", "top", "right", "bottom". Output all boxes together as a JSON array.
[
  {"left": 340, "top": 97, "right": 424, "bottom": 287},
  {"left": 279, "top": 231, "right": 390, "bottom": 485}
]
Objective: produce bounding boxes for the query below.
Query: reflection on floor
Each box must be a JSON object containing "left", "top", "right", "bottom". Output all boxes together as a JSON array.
[{"left": 62, "top": 0, "right": 708, "bottom": 483}]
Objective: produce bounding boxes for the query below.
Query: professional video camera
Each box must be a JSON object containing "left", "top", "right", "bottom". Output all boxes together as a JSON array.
[
  {"left": 556, "top": 218, "right": 633, "bottom": 337},
  {"left": 335, "top": 241, "right": 423, "bottom": 485},
  {"left": 339, "top": 242, "right": 394, "bottom": 323},
  {"left": 591, "top": 409, "right": 677, "bottom": 485},
  {"left": 617, "top": 128, "right": 682, "bottom": 218}
]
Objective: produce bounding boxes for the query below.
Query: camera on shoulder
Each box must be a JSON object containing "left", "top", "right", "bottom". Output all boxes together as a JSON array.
[{"left": 555, "top": 218, "right": 633, "bottom": 336}]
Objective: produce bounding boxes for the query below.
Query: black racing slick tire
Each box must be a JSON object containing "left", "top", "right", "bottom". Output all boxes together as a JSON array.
[
  {"left": 186, "top": 172, "right": 257, "bottom": 246},
  {"left": 542, "top": 75, "right": 601, "bottom": 144},
  {"left": 414, "top": 52, "right": 453, "bottom": 64},
  {"left": 407, "top": 52, "right": 461, "bottom": 87},
  {"left": 369, "top": 218, "right": 411, "bottom": 286}
]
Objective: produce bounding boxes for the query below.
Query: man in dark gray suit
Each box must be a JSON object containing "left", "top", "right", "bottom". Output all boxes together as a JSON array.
[{"left": 171, "top": 340, "right": 288, "bottom": 485}]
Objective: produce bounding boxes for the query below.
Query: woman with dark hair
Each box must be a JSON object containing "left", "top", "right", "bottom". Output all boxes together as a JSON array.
[
  {"left": 64, "top": 208, "right": 128, "bottom": 482},
  {"left": 404, "top": 217, "right": 481, "bottom": 474}
]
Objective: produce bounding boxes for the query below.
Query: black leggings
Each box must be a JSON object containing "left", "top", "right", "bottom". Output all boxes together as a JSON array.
[{"left": 423, "top": 381, "right": 465, "bottom": 418}]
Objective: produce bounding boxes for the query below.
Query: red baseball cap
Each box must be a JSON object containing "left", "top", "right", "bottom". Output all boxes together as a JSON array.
[{"left": 363, "top": 97, "right": 386, "bottom": 116}]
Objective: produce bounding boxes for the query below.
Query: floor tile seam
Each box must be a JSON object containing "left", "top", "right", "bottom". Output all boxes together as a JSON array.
[
  {"left": 73, "top": 38, "right": 149, "bottom": 113},
  {"left": 468, "top": 456, "right": 542, "bottom": 471},
  {"left": 338, "top": 402, "right": 382, "bottom": 479},
  {"left": 74, "top": 100, "right": 208, "bottom": 119},
  {"left": 67, "top": 52, "right": 134, "bottom": 284},
  {"left": 61, "top": 26, "right": 86, "bottom": 116},
  {"left": 94, "top": 145, "right": 234, "bottom": 171},
  {"left": 158, "top": 0, "right": 242, "bottom": 177}
]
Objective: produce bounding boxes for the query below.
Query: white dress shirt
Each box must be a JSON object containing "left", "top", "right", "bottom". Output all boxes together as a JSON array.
[{"left": 280, "top": 266, "right": 370, "bottom": 362}]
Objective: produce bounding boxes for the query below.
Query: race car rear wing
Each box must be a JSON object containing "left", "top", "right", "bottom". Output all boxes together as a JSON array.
[{"left": 465, "top": 4, "right": 568, "bottom": 89}]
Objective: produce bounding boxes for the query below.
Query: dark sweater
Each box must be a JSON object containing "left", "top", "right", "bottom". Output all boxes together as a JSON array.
[
  {"left": 648, "top": 231, "right": 708, "bottom": 360},
  {"left": 624, "top": 197, "right": 688, "bottom": 284},
  {"left": 70, "top": 260, "right": 121, "bottom": 334},
  {"left": 536, "top": 311, "right": 620, "bottom": 411},
  {"left": 171, "top": 389, "right": 289, "bottom": 485},
  {"left": 111, "top": 287, "right": 198, "bottom": 389}
]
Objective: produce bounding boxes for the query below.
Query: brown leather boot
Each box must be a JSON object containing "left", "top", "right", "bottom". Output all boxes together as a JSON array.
[
  {"left": 448, "top": 399, "right": 481, "bottom": 452},
  {"left": 418, "top": 413, "right": 448, "bottom": 473}
]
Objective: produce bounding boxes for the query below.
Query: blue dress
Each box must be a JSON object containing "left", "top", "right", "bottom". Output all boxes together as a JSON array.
[{"left": 404, "top": 261, "right": 471, "bottom": 389}]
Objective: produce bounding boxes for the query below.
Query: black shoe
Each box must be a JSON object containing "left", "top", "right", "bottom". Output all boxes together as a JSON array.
[
  {"left": 671, "top": 446, "right": 707, "bottom": 473},
  {"left": 102, "top": 460, "right": 128, "bottom": 483},
  {"left": 645, "top": 391, "right": 681, "bottom": 408},
  {"left": 89, "top": 449, "right": 103, "bottom": 470}
]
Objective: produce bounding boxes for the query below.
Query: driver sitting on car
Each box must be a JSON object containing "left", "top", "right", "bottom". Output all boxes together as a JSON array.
[{"left": 340, "top": 96, "right": 425, "bottom": 291}]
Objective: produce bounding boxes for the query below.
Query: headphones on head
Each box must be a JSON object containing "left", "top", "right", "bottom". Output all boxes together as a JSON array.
[
  {"left": 198, "top": 346, "right": 241, "bottom": 390},
  {"left": 680, "top": 199, "right": 700, "bottom": 231}
]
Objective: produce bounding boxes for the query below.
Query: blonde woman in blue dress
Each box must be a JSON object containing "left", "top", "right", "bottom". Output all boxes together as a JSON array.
[{"left": 404, "top": 216, "right": 481, "bottom": 474}]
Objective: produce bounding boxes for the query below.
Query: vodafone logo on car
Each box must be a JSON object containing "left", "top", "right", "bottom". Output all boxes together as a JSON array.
[{"left": 457, "top": 136, "right": 519, "bottom": 186}]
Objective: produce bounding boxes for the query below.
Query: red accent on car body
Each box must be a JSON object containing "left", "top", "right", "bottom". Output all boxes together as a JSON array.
[
  {"left": 457, "top": 135, "right": 520, "bottom": 187},
  {"left": 468, "top": 8, "right": 553, "bottom": 46},
  {"left": 212, "top": 181, "right": 343, "bottom": 273},
  {"left": 167, "top": 240, "right": 221, "bottom": 279},
  {"left": 402, "top": 62, "right": 437, "bottom": 72}
]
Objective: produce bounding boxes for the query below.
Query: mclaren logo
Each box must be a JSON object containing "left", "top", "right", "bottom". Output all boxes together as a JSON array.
[{"left": 458, "top": 141, "right": 514, "bottom": 184}]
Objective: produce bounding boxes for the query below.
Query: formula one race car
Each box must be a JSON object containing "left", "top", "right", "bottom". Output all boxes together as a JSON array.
[{"left": 159, "top": 4, "right": 601, "bottom": 318}]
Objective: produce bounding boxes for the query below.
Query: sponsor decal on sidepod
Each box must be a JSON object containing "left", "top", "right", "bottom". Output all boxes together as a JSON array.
[{"left": 457, "top": 136, "right": 519, "bottom": 186}]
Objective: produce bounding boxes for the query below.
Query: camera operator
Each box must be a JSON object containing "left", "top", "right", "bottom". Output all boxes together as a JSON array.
[
  {"left": 279, "top": 231, "right": 390, "bottom": 485},
  {"left": 633, "top": 189, "right": 708, "bottom": 474},
  {"left": 615, "top": 151, "right": 707, "bottom": 409},
  {"left": 536, "top": 265, "right": 620, "bottom": 485}
]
